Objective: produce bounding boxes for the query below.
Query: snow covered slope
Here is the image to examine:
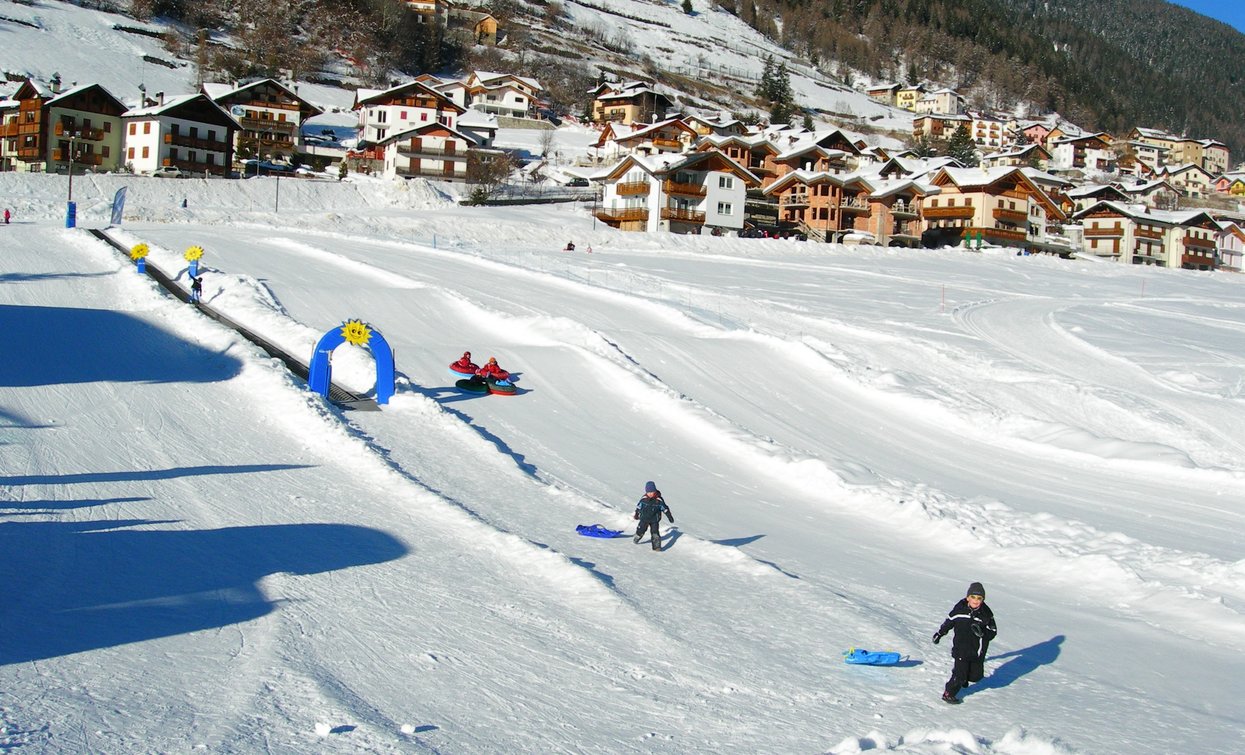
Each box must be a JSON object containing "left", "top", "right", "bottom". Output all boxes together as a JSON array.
[{"left": 1, "top": 174, "right": 1243, "bottom": 752}]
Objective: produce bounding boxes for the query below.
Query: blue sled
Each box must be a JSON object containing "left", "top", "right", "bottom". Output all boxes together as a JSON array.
[
  {"left": 843, "top": 648, "right": 902, "bottom": 666},
  {"left": 576, "top": 524, "right": 625, "bottom": 538}
]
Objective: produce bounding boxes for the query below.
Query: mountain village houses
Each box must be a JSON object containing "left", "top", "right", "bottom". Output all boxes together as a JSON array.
[{"left": 2, "top": 63, "right": 1243, "bottom": 271}]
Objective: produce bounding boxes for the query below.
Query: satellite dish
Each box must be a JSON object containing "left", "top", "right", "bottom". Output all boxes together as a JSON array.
[{"left": 230, "top": 105, "right": 246, "bottom": 117}]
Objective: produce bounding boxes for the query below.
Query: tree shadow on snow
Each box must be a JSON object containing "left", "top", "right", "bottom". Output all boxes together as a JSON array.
[
  {"left": 0, "top": 517, "right": 407, "bottom": 665},
  {"left": 0, "top": 304, "right": 243, "bottom": 388},
  {"left": 967, "top": 634, "right": 1065, "bottom": 696}
]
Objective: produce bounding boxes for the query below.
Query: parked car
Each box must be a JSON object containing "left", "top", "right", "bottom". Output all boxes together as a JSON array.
[
  {"left": 566, "top": 177, "right": 590, "bottom": 187},
  {"left": 151, "top": 166, "right": 187, "bottom": 178}
]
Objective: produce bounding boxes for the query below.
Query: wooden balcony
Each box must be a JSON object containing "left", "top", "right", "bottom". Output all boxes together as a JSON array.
[
  {"left": 240, "top": 117, "right": 297, "bottom": 134},
  {"left": 780, "top": 194, "right": 810, "bottom": 207},
  {"left": 1183, "top": 236, "right": 1215, "bottom": 250},
  {"left": 993, "top": 207, "right": 1028, "bottom": 224},
  {"left": 661, "top": 207, "right": 706, "bottom": 224},
  {"left": 974, "top": 226, "right": 1027, "bottom": 243},
  {"left": 838, "top": 198, "right": 871, "bottom": 214},
  {"left": 924, "top": 204, "right": 975, "bottom": 219},
  {"left": 0, "top": 122, "right": 18, "bottom": 138},
  {"left": 1136, "top": 228, "right": 1163, "bottom": 240},
  {"left": 615, "top": 180, "right": 649, "bottom": 196},
  {"left": 663, "top": 179, "right": 706, "bottom": 197},
  {"left": 1181, "top": 253, "right": 1216, "bottom": 268},
  {"left": 54, "top": 123, "right": 107, "bottom": 141},
  {"left": 595, "top": 207, "right": 649, "bottom": 223},
  {"left": 163, "top": 132, "right": 230, "bottom": 152},
  {"left": 52, "top": 149, "right": 102, "bottom": 165},
  {"left": 1084, "top": 225, "right": 1123, "bottom": 237},
  {"left": 651, "top": 137, "right": 683, "bottom": 149},
  {"left": 891, "top": 202, "right": 919, "bottom": 218},
  {"left": 396, "top": 144, "right": 465, "bottom": 160}
]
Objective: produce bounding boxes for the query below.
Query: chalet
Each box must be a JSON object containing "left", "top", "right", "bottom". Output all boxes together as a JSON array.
[
  {"left": 1173, "top": 138, "right": 1230, "bottom": 176},
  {"left": 593, "top": 118, "right": 697, "bottom": 162},
  {"left": 1065, "top": 184, "right": 1130, "bottom": 215},
  {"left": 864, "top": 83, "right": 900, "bottom": 107},
  {"left": 1159, "top": 162, "right": 1214, "bottom": 197},
  {"left": 1118, "top": 179, "right": 1180, "bottom": 209},
  {"left": 1073, "top": 201, "right": 1219, "bottom": 269},
  {"left": 0, "top": 77, "right": 126, "bottom": 174},
  {"left": 895, "top": 84, "right": 926, "bottom": 112},
  {"left": 923, "top": 166, "right": 1068, "bottom": 252},
  {"left": 465, "top": 72, "right": 542, "bottom": 118},
  {"left": 594, "top": 149, "right": 759, "bottom": 235},
  {"left": 683, "top": 113, "right": 747, "bottom": 138},
  {"left": 914, "top": 88, "right": 964, "bottom": 116},
  {"left": 912, "top": 113, "right": 970, "bottom": 143},
  {"left": 763, "top": 170, "right": 934, "bottom": 246},
  {"left": 589, "top": 81, "right": 674, "bottom": 125},
  {"left": 696, "top": 134, "right": 781, "bottom": 188},
  {"left": 122, "top": 93, "right": 238, "bottom": 177},
  {"left": 354, "top": 80, "right": 466, "bottom": 145},
  {"left": 1048, "top": 133, "right": 1114, "bottom": 173},
  {"left": 981, "top": 144, "right": 1051, "bottom": 170},
  {"left": 1213, "top": 172, "right": 1245, "bottom": 195},
  {"left": 457, "top": 108, "right": 498, "bottom": 148},
  {"left": 368, "top": 121, "right": 481, "bottom": 182},
  {"left": 1215, "top": 219, "right": 1245, "bottom": 271},
  {"left": 203, "top": 78, "right": 322, "bottom": 163},
  {"left": 969, "top": 113, "right": 1014, "bottom": 151}
]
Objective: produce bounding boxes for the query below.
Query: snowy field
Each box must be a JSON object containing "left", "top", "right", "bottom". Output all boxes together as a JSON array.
[{"left": 1, "top": 173, "right": 1243, "bottom": 753}]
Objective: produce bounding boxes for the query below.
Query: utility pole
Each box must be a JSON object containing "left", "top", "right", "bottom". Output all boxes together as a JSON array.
[{"left": 65, "top": 131, "right": 81, "bottom": 228}]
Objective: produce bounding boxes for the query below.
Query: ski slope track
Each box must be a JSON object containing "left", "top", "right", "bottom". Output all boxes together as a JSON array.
[{"left": 2, "top": 181, "right": 1244, "bottom": 752}]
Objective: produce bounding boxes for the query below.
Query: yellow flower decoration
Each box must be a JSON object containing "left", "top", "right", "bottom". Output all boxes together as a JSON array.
[
  {"left": 130, "top": 243, "right": 149, "bottom": 260},
  {"left": 340, "top": 319, "right": 372, "bottom": 347},
  {"left": 184, "top": 245, "right": 204, "bottom": 261}
]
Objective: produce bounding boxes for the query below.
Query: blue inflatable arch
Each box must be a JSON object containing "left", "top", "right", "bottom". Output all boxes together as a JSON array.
[{"left": 307, "top": 323, "right": 395, "bottom": 405}]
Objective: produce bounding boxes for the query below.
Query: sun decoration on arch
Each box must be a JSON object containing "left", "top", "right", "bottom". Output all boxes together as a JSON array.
[
  {"left": 340, "top": 319, "right": 373, "bottom": 347},
  {"left": 129, "top": 243, "right": 149, "bottom": 261},
  {"left": 184, "top": 245, "right": 204, "bottom": 261}
]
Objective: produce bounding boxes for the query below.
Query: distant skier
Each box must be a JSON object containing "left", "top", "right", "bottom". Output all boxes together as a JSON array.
[
  {"left": 476, "top": 356, "right": 511, "bottom": 382},
  {"left": 564, "top": 241, "right": 575, "bottom": 252},
  {"left": 3, "top": 208, "right": 9, "bottom": 224},
  {"left": 190, "top": 276, "right": 203, "bottom": 303},
  {"left": 633, "top": 480, "right": 674, "bottom": 551},
  {"left": 932, "top": 582, "right": 997, "bottom": 704}
]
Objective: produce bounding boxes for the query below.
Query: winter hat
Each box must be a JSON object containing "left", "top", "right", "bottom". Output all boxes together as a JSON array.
[
  {"left": 967, "top": 582, "right": 986, "bottom": 599},
  {"left": 644, "top": 481, "right": 658, "bottom": 494}
]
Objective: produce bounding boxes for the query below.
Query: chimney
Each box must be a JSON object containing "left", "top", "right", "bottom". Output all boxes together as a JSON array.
[
  {"left": 157, "top": 91, "right": 165, "bottom": 106},
  {"left": 50, "top": 72, "right": 61, "bottom": 93},
  {"left": 138, "top": 83, "right": 147, "bottom": 107}
]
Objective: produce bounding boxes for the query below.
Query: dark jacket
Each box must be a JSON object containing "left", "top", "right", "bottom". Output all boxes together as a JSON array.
[
  {"left": 634, "top": 495, "right": 672, "bottom": 525},
  {"left": 937, "top": 599, "right": 997, "bottom": 660}
]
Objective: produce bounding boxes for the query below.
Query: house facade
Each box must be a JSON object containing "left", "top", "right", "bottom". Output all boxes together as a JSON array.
[
  {"left": 923, "top": 166, "right": 1067, "bottom": 251},
  {"left": 373, "top": 121, "right": 476, "bottom": 181},
  {"left": 204, "top": 78, "right": 322, "bottom": 164},
  {"left": 1048, "top": 133, "right": 1114, "bottom": 173},
  {"left": 595, "top": 150, "right": 758, "bottom": 235},
  {"left": 466, "top": 72, "right": 542, "bottom": 118},
  {"left": 1074, "top": 202, "right": 1219, "bottom": 269},
  {"left": 122, "top": 93, "right": 238, "bottom": 176},
  {"left": 764, "top": 171, "right": 932, "bottom": 246},
  {"left": 1215, "top": 220, "right": 1245, "bottom": 271},
  {"left": 1, "top": 78, "right": 126, "bottom": 174},
  {"left": 354, "top": 80, "right": 465, "bottom": 145},
  {"left": 589, "top": 81, "right": 673, "bottom": 125}
]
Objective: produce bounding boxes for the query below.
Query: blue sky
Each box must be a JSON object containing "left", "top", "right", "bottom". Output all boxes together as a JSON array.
[{"left": 1168, "top": 1, "right": 1245, "bottom": 33}]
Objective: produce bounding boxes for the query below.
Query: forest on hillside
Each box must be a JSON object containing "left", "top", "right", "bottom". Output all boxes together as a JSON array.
[{"left": 749, "top": 0, "right": 1245, "bottom": 155}]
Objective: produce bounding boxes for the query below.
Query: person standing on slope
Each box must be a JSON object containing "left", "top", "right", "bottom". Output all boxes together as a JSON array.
[
  {"left": 190, "top": 276, "right": 203, "bottom": 304},
  {"left": 633, "top": 481, "right": 674, "bottom": 551},
  {"left": 932, "top": 582, "right": 997, "bottom": 704}
]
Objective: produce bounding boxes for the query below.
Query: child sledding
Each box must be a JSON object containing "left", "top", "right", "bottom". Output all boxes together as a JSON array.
[{"left": 451, "top": 353, "right": 519, "bottom": 396}]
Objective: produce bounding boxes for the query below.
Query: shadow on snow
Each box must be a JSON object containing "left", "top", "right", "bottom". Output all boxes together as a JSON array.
[{"left": 969, "top": 634, "right": 1065, "bottom": 696}]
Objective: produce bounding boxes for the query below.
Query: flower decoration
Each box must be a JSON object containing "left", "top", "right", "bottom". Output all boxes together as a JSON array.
[
  {"left": 340, "top": 319, "right": 372, "bottom": 347},
  {"left": 184, "top": 245, "right": 204, "bottom": 261},
  {"left": 130, "top": 243, "right": 149, "bottom": 261}
]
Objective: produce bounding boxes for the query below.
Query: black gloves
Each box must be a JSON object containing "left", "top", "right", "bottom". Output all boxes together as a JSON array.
[
  {"left": 633, "top": 512, "right": 638, "bottom": 520},
  {"left": 932, "top": 632, "right": 942, "bottom": 644}
]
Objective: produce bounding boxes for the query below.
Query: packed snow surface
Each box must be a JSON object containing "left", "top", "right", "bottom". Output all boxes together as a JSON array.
[{"left": 1, "top": 173, "right": 1243, "bottom": 753}]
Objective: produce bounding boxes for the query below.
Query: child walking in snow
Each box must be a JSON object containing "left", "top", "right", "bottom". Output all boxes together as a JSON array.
[
  {"left": 932, "top": 582, "right": 998, "bottom": 704},
  {"left": 633, "top": 481, "right": 674, "bottom": 551}
]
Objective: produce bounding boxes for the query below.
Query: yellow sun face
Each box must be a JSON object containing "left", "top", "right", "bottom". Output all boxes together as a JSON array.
[
  {"left": 340, "top": 319, "right": 372, "bottom": 346},
  {"left": 184, "top": 245, "right": 204, "bottom": 261},
  {"left": 130, "top": 243, "right": 149, "bottom": 260}
]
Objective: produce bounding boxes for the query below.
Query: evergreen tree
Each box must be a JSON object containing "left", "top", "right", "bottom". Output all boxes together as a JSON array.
[
  {"left": 946, "top": 124, "right": 979, "bottom": 166},
  {"left": 682, "top": 0, "right": 693, "bottom": 14}
]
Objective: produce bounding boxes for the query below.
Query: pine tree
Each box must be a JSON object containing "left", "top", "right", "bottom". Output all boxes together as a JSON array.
[
  {"left": 682, "top": 0, "right": 693, "bottom": 14},
  {"left": 946, "top": 125, "right": 979, "bottom": 166}
]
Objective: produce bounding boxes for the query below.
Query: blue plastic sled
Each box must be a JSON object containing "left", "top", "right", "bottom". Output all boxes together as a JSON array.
[
  {"left": 843, "top": 648, "right": 903, "bottom": 666},
  {"left": 576, "top": 524, "right": 625, "bottom": 538}
]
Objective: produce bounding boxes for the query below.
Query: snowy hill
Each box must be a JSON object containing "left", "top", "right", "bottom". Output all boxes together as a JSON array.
[{"left": 1, "top": 174, "right": 1243, "bottom": 752}]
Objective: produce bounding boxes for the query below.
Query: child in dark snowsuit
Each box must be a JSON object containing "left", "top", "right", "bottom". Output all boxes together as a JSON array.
[
  {"left": 933, "top": 581, "right": 998, "bottom": 704},
  {"left": 633, "top": 481, "right": 674, "bottom": 551},
  {"left": 190, "top": 276, "right": 203, "bottom": 303}
]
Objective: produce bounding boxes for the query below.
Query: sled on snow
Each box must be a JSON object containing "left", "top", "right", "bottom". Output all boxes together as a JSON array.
[
  {"left": 575, "top": 524, "right": 626, "bottom": 538},
  {"left": 843, "top": 648, "right": 903, "bottom": 666}
]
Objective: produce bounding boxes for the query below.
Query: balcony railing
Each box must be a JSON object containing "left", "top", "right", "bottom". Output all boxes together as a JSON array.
[
  {"left": 52, "top": 149, "right": 102, "bottom": 165},
  {"left": 395, "top": 164, "right": 465, "bottom": 179},
  {"left": 163, "top": 133, "right": 229, "bottom": 152},
  {"left": 924, "top": 205, "right": 975, "bottom": 219},
  {"left": 891, "top": 201, "right": 919, "bottom": 217},
  {"left": 663, "top": 179, "right": 706, "bottom": 197},
  {"left": 54, "top": 123, "right": 106, "bottom": 141},
  {"left": 1084, "top": 226, "right": 1123, "bottom": 237},
  {"left": 616, "top": 181, "right": 649, "bottom": 196},
  {"left": 993, "top": 207, "right": 1028, "bottom": 224},
  {"left": 838, "top": 198, "right": 871, "bottom": 213},
  {"left": 975, "top": 226, "right": 1027, "bottom": 242},
  {"left": 1136, "top": 228, "right": 1163, "bottom": 240},
  {"left": 595, "top": 207, "right": 649, "bottom": 223},
  {"left": 1183, "top": 236, "right": 1215, "bottom": 250},
  {"left": 661, "top": 207, "right": 706, "bottom": 224},
  {"left": 651, "top": 137, "right": 683, "bottom": 149},
  {"left": 780, "top": 194, "right": 810, "bottom": 207},
  {"left": 1181, "top": 253, "right": 1215, "bottom": 267},
  {"left": 396, "top": 144, "right": 465, "bottom": 159},
  {"left": 240, "top": 117, "right": 297, "bottom": 134}
]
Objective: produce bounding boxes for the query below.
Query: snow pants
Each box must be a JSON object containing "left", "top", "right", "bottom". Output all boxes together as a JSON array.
[
  {"left": 944, "top": 657, "right": 984, "bottom": 697},
  {"left": 635, "top": 520, "right": 662, "bottom": 550}
]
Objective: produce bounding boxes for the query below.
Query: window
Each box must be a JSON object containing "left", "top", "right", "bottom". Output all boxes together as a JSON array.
[
  {"left": 376, "top": 109, "right": 387, "bottom": 123},
  {"left": 719, "top": 176, "right": 734, "bottom": 189},
  {"left": 143, "top": 122, "right": 151, "bottom": 135},
  {"left": 127, "top": 147, "right": 135, "bottom": 159},
  {"left": 421, "top": 113, "right": 428, "bottom": 122},
  {"left": 401, "top": 110, "right": 408, "bottom": 120},
  {"left": 190, "top": 126, "right": 199, "bottom": 139},
  {"left": 104, "top": 122, "right": 112, "bottom": 133},
  {"left": 717, "top": 202, "right": 733, "bottom": 215},
  {"left": 102, "top": 146, "right": 110, "bottom": 158},
  {"left": 141, "top": 146, "right": 149, "bottom": 158}
]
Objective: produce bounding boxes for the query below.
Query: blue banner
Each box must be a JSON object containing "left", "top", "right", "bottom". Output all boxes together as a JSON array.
[{"left": 110, "top": 187, "right": 127, "bottom": 226}]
